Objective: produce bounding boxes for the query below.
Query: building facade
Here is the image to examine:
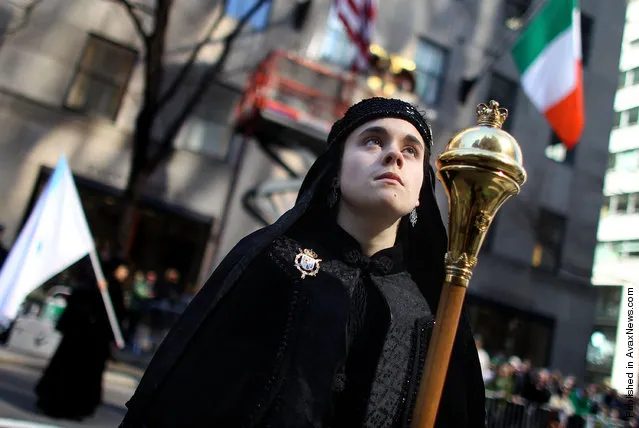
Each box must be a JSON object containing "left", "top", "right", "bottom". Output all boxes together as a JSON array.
[
  {"left": 0, "top": 0, "right": 627, "bottom": 377},
  {"left": 590, "top": 0, "right": 639, "bottom": 392}
]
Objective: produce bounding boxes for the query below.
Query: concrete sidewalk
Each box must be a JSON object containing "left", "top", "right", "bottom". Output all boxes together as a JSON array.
[{"left": 0, "top": 346, "right": 144, "bottom": 390}]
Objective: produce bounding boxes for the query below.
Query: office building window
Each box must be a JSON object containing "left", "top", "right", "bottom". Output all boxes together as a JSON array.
[
  {"left": 531, "top": 209, "right": 566, "bottom": 273},
  {"left": 545, "top": 131, "right": 576, "bottom": 165},
  {"left": 176, "top": 116, "right": 230, "bottom": 159},
  {"left": 596, "top": 240, "right": 639, "bottom": 261},
  {"left": 586, "top": 328, "right": 616, "bottom": 378},
  {"left": 487, "top": 73, "right": 518, "bottom": 132},
  {"left": 618, "top": 71, "right": 626, "bottom": 88},
  {"left": 318, "top": 6, "right": 356, "bottom": 69},
  {"left": 175, "top": 86, "right": 238, "bottom": 159},
  {"left": 606, "top": 192, "right": 639, "bottom": 214},
  {"left": 616, "top": 194, "right": 629, "bottom": 212},
  {"left": 414, "top": 38, "right": 448, "bottom": 105},
  {"left": 614, "top": 107, "right": 639, "bottom": 128},
  {"left": 610, "top": 149, "right": 639, "bottom": 172},
  {"left": 581, "top": 14, "right": 594, "bottom": 67},
  {"left": 466, "top": 297, "right": 553, "bottom": 368},
  {"left": 225, "top": 0, "right": 272, "bottom": 30},
  {"left": 618, "top": 67, "right": 639, "bottom": 89},
  {"left": 65, "top": 35, "right": 137, "bottom": 120},
  {"left": 613, "top": 111, "right": 621, "bottom": 128}
]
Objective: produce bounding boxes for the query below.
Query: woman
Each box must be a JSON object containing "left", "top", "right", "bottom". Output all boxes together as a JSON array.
[
  {"left": 487, "top": 362, "right": 515, "bottom": 401},
  {"left": 125, "top": 270, "right": 154, "bottom": 351},
  {"left": 549, "top": 381, "right": 577, "bottom": 427},
  {"left": 120, "top": 97, "right": 485, "bottom": 427},
  {"left": 35, "top": 258, "right": 128, "bottom": 420}
]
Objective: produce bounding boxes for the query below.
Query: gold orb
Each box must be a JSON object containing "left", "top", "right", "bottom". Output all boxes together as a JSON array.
[{"left": 438, "top": 100, "right": 526, "bottom": 187}]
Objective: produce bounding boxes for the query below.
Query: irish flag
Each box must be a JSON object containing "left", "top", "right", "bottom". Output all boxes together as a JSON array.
[{"left": 512, "top": 0, "right": 584, "bottom": 150}]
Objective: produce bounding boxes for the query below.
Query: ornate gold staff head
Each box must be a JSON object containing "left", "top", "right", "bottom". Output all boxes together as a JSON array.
[
  {"left": 436, "top": 100, "right": 527, "bottom": 287},
  {"left": 413, "top": 100, "right": 527, "bottom": 428}
]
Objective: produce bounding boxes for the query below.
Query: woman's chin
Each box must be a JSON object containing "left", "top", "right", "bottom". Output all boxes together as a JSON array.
[
  {"left": 343, "top": 191, "right": 411, "bottom": 219},
  {"left": 363, "top": 198, "right": 409, "bottom": 221}
]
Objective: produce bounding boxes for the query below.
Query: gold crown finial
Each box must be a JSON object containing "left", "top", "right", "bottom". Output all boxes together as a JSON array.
[{"left": 476, "top": 100, "right": 508, "bottom": 128}]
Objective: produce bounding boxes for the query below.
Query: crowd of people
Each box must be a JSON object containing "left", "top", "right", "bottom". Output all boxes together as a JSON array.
[
  {"left": 477, "top": 339, "right": 638, "bottom": 427},
  {"left": 122, "top": 267, "right": 194, "bottom": 354}
]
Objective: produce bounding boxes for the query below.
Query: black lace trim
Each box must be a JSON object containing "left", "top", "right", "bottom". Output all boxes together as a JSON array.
[
  {"left": 344, "top": 250, "right": 395, "bottom": 275},
  {"left": 395, "top": 317, "right": 434, "bottom": 428}
]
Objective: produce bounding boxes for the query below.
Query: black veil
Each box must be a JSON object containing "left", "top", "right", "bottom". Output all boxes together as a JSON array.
[{"left": 122, "top": 98, "right": 483, "bottom": 426}]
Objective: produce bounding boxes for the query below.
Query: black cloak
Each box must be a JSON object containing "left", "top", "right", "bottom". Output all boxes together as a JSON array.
[
  {"left": 120, "top": 98, "right": 486, "bottom": 427},
  {"left": 35, "top": 258, "right": 127, "bottom": 420}
]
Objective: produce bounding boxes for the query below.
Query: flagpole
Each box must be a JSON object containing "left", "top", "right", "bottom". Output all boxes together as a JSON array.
[{"left": 88, "top": 249, "right": 126, "bottom": 349}]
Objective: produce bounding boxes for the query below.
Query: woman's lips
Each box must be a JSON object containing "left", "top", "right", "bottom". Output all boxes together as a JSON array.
[{"left": 375, "top": 172, "right": 404, "bottom": 186}]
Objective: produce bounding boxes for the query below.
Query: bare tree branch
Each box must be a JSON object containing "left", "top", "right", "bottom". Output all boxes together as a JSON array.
[
  {"left": 104, "top": 0, "right": 154, "bottom": 14},
  {"left": 156, "top": 0, "right": 228, "bottom": 108},
  {"left": 129, "top": 1, "right": 154, "bottom": 15},
  {"left": 2, "top": 0, "right": 43, "bottom": 36},
  {"left": 115, "top": 0, "right": 151, "bottom": 43},
  {"left": 145, "top": 0, "right": 171, "bottom": 102},
  {"left": 133, "top": 0, "right": 171, "bottom": 166},
  {"left": 146, "top": 0, "right": 271, "bottom": 172}
]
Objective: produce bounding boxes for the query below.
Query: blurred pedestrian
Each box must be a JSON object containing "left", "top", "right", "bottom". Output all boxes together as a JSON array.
[
  {"left": 487, "top": 362, "right": 515, "bottom": 400},
  {"left": 476, "top": 336, "right": 493, "bottom": 383},
  {"left": 35, "top": 259, "right": 128, "bottom": 420},
  {"left": 149, "top": 268, "right": 180, "bottom": 349},
  {"left": 549, "top": 383, "right": 576, "bottom": 427},
  {"left": 551, "top": 369, "right": 564, "bottom": 395},
  {"left": 522, "top": 368, "right": 552, "bottom": 405},
  {"left": 125, "top": 271, "right": 154, "bottom": 352}
]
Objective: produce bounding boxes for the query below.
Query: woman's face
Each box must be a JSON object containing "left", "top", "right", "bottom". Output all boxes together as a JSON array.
[
  {"left": 115, "top": 265, "right": 130, "bottom": 282},
  {"left": 339, "top": 117, "right": 426, "bottom": 219}
]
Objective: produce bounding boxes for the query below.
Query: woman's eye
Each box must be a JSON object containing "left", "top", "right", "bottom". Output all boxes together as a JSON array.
[
  {"left": 365, "top": 137, "right": 382, "bottom": 147},
  {"left": 403, "top": 146, "right": 417, "bottom": 156}
]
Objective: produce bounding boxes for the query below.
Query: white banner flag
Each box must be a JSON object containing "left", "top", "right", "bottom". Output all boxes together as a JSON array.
[{"left": 0, "top": 156, "right": 99, "bottom": 324}]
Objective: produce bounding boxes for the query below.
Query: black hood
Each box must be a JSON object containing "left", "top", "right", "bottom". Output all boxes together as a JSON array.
[{"left": 295, "top": 97, "right": 448, "bottom": 309}]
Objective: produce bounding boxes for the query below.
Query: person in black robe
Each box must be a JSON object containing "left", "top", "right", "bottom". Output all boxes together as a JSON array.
[
  {"left": 35, "top": 258, "right": 129, "bottom": 420},
  {"left": 120, "top": 97, "right": 486, "bottom": 427}
]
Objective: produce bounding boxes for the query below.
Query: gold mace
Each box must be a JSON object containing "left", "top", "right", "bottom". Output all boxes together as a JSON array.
[{"left": 411, "top": 100, "right": 527, "bottom": 428}]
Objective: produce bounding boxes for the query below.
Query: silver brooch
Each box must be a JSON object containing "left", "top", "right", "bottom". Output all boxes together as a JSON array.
[{"left": 294, "top": 248, "right": 322, "bottom": 279}]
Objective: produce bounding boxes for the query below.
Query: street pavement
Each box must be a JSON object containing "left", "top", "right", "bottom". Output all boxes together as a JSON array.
[
  {"left": 0, "top": 363, "right": 134, "bottom": 427},
  {"left": 0, "top": 346, "right": 143, "bottom": 428}
]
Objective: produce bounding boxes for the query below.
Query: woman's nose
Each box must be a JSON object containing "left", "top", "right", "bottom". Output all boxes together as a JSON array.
[{"left": 383, "top": 145, "right": 403, "bottom": 167}]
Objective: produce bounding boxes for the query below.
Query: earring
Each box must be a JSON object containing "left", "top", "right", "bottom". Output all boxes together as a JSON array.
[
  {"left": 327, "top": 177, "right": 340, "bottom": 208},
  {"left": 409, "top": 208, "right": 418, "bottom": 227}
]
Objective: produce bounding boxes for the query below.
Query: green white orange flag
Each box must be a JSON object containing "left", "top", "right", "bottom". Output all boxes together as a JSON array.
[{"left": 512, "top": 0, "right": 584, "bottom": 150}]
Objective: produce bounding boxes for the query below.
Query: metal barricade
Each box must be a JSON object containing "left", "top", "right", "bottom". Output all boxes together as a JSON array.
[
  {"left": 485, "top": 396, "right": 554, "bottom": 428},
  {"left": 485, "top": 395, "right": 631, "bottom": 428}
]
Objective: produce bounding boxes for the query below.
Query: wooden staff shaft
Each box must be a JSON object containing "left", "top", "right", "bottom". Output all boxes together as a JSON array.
[{"left": 411, "top": 280, "right": 467, "bottom": 428}]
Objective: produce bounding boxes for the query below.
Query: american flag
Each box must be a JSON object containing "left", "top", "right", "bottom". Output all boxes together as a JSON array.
[{"left": 334, "top": 0, "right": 377, "bottom": 72}]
